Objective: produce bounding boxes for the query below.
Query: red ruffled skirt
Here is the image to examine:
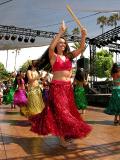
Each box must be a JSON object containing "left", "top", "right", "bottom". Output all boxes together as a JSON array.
[{"left": 29, "top": 80, "right": 92, "bottom": 139}]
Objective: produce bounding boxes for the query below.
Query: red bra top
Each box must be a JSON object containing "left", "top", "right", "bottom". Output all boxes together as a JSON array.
[{"left": 52, "top": 55, "right": 72, "bottom": 72}]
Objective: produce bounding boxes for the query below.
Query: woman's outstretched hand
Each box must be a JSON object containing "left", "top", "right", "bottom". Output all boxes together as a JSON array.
[
  {"left": 59, "top": 20, "right": 67, "bottom": 34},
  {"left": 81, "top": 27, "right": 87, "bottom": 37}
]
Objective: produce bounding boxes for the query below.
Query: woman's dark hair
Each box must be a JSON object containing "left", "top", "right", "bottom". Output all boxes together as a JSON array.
[
  {"left": 111, "top": 63, "right": 120, "bottom": 76},
  {"left": 37, "top": 48, "right": 51, "bottom": 71},
  {"left": 37, "top": 37, "right": 74, "bottom": 72},
  {"left": 27, "top": 64, "right": 32, "bottom": 70},
  {"left": 13, "top": 72, "right": 22, "bottom": 88},
  {"left": 24, "top": 60, "right": 40, "bottom": 84},
  {"left": 75, "top": 68, "right": 86, "bottom": 82},
  {"left": 32, "top": 60, "right": 39, "bottom": 68},
  {"left": 26, "top": 60, "right": 39, "bottom": 71},
  {"left": 24, "top": 73, "right": 28, "bottom": 84}
]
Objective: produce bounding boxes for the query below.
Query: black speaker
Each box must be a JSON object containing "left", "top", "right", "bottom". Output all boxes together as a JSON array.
[{"left": 77, "top": 56, "right": 90, "bottom": 72}]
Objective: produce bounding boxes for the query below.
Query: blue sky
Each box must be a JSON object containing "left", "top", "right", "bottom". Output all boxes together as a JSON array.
[{"left": 0, "top": 0, "right": 120, "bottom": 37}]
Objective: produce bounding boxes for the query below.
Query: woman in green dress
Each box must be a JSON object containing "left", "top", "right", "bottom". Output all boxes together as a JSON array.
[
  {"left": 105, "top": 63, "right": 120, "bottom": 125},
  {"left": 4, "top": 75, "right": 17, "bottom": 109},
  {"left": 74, "top": 68, "right": 88, "bottom": 114}
]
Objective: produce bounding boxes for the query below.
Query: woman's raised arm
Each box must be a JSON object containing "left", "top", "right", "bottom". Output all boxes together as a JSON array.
[
  {"left": 49, "top": 21, "right": 67, "bottom": 59},
  {"left": 72, "top": 27, "right": 87, "bottom": 58}
]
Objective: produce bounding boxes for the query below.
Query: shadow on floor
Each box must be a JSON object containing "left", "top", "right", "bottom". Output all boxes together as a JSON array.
[
  {"left": 0, "top": 120, "right": 30, "bottom": 127},
  {"left": 0, "top": 112, "right": 20, "bottom": 115},
  {"left": 1, "top": 135, "right": 120, "bottom": 160},
  {"left": 87, "top": 120, "right": 114, "bottom": 126}
]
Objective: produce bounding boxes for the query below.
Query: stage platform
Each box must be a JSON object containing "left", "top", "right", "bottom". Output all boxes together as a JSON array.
[
  {"left": 86, "top": 93, "right": 111, "bottom": 107},
  {"left": 0, "top": 104, "right": 120, "bottom": 160}
]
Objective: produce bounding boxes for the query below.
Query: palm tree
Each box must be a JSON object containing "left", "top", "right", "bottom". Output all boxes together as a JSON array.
[
  {"left": 72, "top": 27, "right": 80, "bottom": 35},
  {"left": 71, "top": 27, "right": 84, "bottom": 50},
  {"left": 20, "top": 60, "right": 31, "bottom": 72},
  {"left": 97, "top": 16, "right": 107, "bottom": 34},
  {"left": 107, "top": 13, "right": 120, "bottom": 28},
  {"left": 71, "top": 42, "right": 80, "bottom": 50}
]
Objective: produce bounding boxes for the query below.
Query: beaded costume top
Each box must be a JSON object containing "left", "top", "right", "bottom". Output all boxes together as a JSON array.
[{"left": 52, "top": 54, "right": 72, "bottom": 72}]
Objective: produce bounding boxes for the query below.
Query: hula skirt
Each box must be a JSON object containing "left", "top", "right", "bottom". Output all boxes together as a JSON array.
[
  {"left": 105, "top": 86, "right": 120, "bottom": 115},
  {"left": 14, "top": 89, "right": 28, "bottom": 107},
  {"left": 42, "top": 88, "right": 49, "bottom": 103},
  {"left": 29, "top": 80, "right": 92, "bottom": 139},
  {"left": 74, "top": 86, "right": 88, "bottom": 110},
  {"left": 26, "top": 85, "right": 45, "bottom": 117},
  {"left": 5, "top": 87, "right": 16, "bottom": 104}
]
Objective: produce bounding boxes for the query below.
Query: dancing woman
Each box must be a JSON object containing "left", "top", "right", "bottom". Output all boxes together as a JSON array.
[
  {"left": 13, "top": 71, "right": 28, "bottom": 116},
  {"left": 26, "top": 60, "right": 45, "bottom": 117},
  {"left": 14, "top": 71, "right": 28, "bottom": 107},
  {"left": 29, "top": 21, "right": 92, "bottom": 147},
  {"left": 5, "top": 72, "right": 17, "bottom": 109},
  {"left": 105, "top": 63, "right": 120, "bottom": 125},
  {"left": 74, "top": 68, "right": 88, "bottom": 114}
]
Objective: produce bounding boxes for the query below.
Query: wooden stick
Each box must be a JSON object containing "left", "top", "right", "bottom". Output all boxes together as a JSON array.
[{"left": 66, "top": 4, "right": 83, "bottom": 30}]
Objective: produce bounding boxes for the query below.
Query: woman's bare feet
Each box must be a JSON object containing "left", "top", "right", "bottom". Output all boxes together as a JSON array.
[
  {"left": 59, "top": 137, "right": 69, "bottom": 148},
  {"left": 114, "top": 120, "right": 119, "bottom": 126},
  {"left": 82, "top": 109, "right": 86, "bottom": 114}
]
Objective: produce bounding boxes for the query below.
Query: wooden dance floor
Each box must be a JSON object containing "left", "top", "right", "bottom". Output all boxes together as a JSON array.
[{"left": 0, "top": 104, "right": 120, "bottom": 160}]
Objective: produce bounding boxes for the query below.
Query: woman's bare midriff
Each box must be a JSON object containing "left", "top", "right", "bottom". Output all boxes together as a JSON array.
[{"left": 52, "top": 70, "right": 72, "bottom": 81}]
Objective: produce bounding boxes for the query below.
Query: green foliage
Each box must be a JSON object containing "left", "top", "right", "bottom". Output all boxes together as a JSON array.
[
  {"left": 97, "top": 16, "right": 107, "bottom": 34},
  {"left": 0, "top": 62, "right": 5, "bottom": 72},
  {"left": 19, "top": 60, "right": 32, "bottom": 72},
  {"left": 0, "top": 70, "right": 10, "bottom": 80},
  {"left": 0, "top": 62, "right": 10, "bottom": 80},
  {"left": 71, "top": 42, "right": 80, "bottom": 49},
  {"left": 72, "top": 27, "right": 80, "bottom": 35},
  {"left": 107, "top": 13, "right": 120, "bottom": 27},
  {"left": 97, "top": 13, "right": 120, "bottom": 33},
  {"left": 97, "top": 16, "right": 107, "bottom": 27},
  {"left": 93, "top": 50, "right": 113, "bottom": 78}
]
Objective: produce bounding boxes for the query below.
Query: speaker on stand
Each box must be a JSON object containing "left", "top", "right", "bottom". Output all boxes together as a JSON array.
[{"left": 76, "top": 55, "right": 90, "bottom": 80}]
